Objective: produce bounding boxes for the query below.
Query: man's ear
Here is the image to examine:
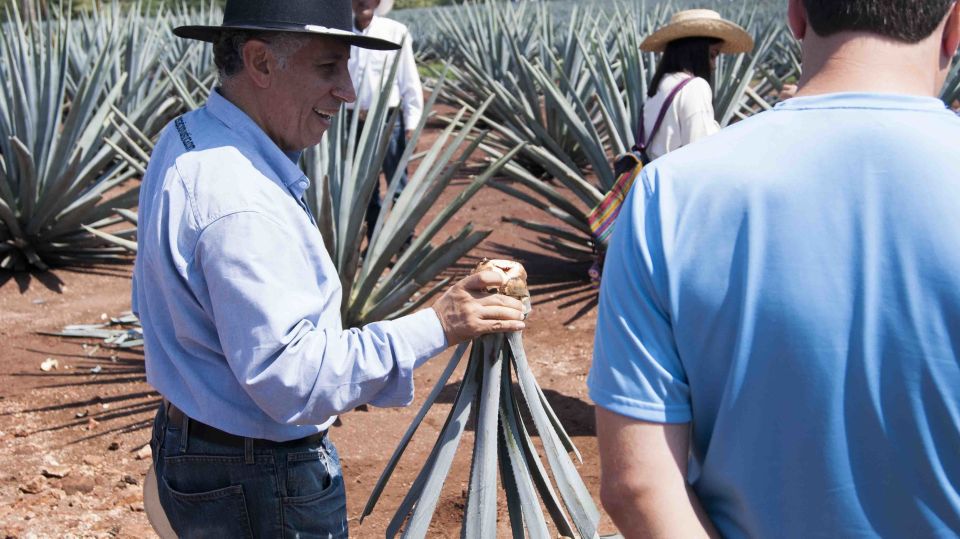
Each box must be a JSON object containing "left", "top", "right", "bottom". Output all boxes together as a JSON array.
[
  {"left": 787, "top": 0, "right": 808, "bottom": 40},
  {"left": 241, "top": 39, "right": 275, "bottom": 89},
  {"left": 943, "top": 1, "right": 960, "bottom": 60}
]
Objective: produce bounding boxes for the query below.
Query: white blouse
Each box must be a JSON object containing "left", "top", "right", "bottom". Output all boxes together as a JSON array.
[{"left": 642, "top": 72, "right": 720, "bottom": 161}]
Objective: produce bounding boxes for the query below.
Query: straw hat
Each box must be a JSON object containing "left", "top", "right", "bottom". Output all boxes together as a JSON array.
[
  {"left": 640, "top": 9, "right": 754, "bottom": 54},
  {"left": 144, "top": 467, "right": 177, "bottom": 539},
  {"left": 375, "top": 0, "right": 395, "bottom": 16}
]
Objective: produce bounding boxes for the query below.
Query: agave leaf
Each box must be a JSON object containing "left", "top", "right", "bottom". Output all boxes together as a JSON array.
[
  {"left": 114, "top": 208, "right": 138, "bottom": 225},
  {"left": 82, "top": 225, "right": 137, "bottom": 252},
  {"left": 10, "top": 137, "right": 37, "bottom": 224},
  {"left": 499, "top": 356, "right": 552, "bottom": 539},
  {"left": 536, "top": 383, "right": 583, "bottom": 464},
  {"left": 361, "top": 342, "right": 470, "bottom": 522},
  {"left": 507, "top": 332, "right": 599, "bottom": 539},
  {"left": 498, "top": 421, "right": 527, "bottom": 539},
  {"left": 391, "top": 345, "right": 482, "bottom": 539},
  {"left": 464, "top": 334, "right": 504, "bottom": 539}
]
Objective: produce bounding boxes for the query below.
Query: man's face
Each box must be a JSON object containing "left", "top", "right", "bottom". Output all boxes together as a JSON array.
[
  {"left": 260, "top": 35, "right": 356, "bottom": 152},
  {"left": 352, "top": 0, "right": 380, "bottom": 29}
]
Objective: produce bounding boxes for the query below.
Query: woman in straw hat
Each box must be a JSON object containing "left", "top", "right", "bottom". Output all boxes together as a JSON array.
[{"left": 638, "top": 9, "right": 754, "bottom": 160}]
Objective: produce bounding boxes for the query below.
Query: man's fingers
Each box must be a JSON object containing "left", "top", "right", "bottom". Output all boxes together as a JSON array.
[
  {"left": 472, "top": 293, "right": 525, "bottom": 311},
  {"left": 476, "top": 305, "right": 526, "bottom": 322},
  {"left": 483, "top": 319, "right": 526, "bottom": 333},
  {"left": 459, "top": 270, "right": 507, "bottom": 292}
]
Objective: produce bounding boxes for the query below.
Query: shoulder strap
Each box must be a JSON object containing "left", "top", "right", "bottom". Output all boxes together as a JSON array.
[{"left": 635, "top": 76, "right": 696, "bottom": 152}]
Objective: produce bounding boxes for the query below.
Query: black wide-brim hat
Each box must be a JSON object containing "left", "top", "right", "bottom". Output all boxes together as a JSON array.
[{"left": 173, "top": 0, "right": 400, "bottom": 51}]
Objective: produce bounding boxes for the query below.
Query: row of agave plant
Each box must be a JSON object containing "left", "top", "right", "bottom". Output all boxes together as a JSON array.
[
  {"left": 0, "top": 0, "right": 517, "bottom": 330},
  {"left": 8, "top": 1, "right": 960, "bottom": 537},
  {"left": 0, "top": 0, "right": 217, "bottom": 270},
  {"left": 397, "top": 0, "right": 960, "bottom": 262}
]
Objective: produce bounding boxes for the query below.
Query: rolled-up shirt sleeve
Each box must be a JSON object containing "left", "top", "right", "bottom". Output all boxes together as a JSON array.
[
  {"left": 587, "top": 166, "right": 692, "bottom": 423},
  {"left": 195, "top": 210, "right": 447, "bottom": 426}
]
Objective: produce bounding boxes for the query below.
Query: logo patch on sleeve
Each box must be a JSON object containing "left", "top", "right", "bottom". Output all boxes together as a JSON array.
[{"left": 175, "top": 117, "right": 196, "bottom": 151}]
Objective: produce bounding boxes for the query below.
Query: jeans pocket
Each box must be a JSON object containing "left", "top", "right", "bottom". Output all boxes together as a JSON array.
[
  {"left": 159, "top": 475, "right": 255, "bottom": 539},
  {"left": 282, "top": 446, "right": 347, "bottom": 538},
  {"left": 285, "top": 449, "right": 334, "bottom": 499}
]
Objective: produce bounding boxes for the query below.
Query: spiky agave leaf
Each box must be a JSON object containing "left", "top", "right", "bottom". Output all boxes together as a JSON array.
[
  {"left": 302, "top": 57, "right": 522, "bottom": 327},
  {"left": 0, "top": 1, "right": 144, "bottom": 271},
  {"left": 364, "top": 330, "right": 600, "bottom": 539},
  {"left": 365, "top": 262, "right": 598, "bottom": 537},
  {"left": 942, "top": 51, "right": 960, "bottom": 107}
]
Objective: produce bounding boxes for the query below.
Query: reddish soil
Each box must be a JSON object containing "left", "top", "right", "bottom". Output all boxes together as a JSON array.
[{"left": 0, "top": 116, "right": 617, "bottom": 538}]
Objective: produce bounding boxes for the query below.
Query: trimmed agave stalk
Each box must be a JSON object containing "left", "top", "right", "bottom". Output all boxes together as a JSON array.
[
  {"left": 0, "top": 1, "right": 142, "bottom": 270},
  {"left": 363, "top": 259, "right": 599, "bottom": 538},
  {"left": 303, "top": 56, "right": 524, "bottom": 327},
  {"left": 942, "top": 51, "right": 960, "bottom": 108}
]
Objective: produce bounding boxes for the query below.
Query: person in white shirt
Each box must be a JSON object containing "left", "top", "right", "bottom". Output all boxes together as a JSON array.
[
  {"left": 350, "top": 0, "right": 424, "bottom": 239},
  {"left": 639, "top": 9, "right": 754, "bottom": 161}
]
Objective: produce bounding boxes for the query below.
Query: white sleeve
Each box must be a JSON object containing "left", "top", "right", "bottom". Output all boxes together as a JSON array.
[
  {"left": 677, "top": 77, "right": 720, "bottom": 147},
  {"left": 397, "top": 32, "right": 424, "bottom": 129}
]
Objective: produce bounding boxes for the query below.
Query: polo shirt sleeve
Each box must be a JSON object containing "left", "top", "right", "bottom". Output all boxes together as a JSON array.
[{"left": 587, "top": 166, "right": 692, "bottom": 423}]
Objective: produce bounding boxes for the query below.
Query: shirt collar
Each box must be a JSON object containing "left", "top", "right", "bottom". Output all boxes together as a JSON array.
[
  {"left": 206, "top": 89, "right": 311, "bottom": 198},
  {"left": 774, "top": 92, "right": 950, "bottom": 114}
]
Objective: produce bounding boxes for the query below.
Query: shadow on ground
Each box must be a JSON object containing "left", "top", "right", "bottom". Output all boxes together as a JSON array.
[
  {"left": 431, "top": 380, "right": 596, "bottom": 438},
  {"left": 5, "top": 344, "right": 157, "bottom": 446}
]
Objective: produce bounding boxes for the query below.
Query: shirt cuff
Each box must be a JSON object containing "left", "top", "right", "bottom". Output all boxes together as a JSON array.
[{"left": 390, "top": 307, "right": 448, "bottom": 368}]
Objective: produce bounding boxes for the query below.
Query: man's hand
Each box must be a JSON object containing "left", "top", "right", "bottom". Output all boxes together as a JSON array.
[
  {"left": 431, "top": 270, "right": 526, "bottom": 345},
  {"left": 778, "top": 83, "right": 799, "bottom": 101}
]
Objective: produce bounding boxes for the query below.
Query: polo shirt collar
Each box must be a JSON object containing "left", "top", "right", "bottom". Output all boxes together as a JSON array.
[
  {"left": 775, "top": 92, "right": 950, "bottom": 113},
  {"left": 206, "top": 89, "right": 311, "bottom": 198}
]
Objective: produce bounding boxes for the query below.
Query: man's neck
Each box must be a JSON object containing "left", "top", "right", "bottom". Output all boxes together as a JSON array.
[
  {"left": 217, "top": 84, "right": 290, "bottom": 152},
  {"left": 355, "top": 16, "right": 372, "bottom": 31},
  {"left": 796, "top": 31, "right": 944, "bottom": 98}
]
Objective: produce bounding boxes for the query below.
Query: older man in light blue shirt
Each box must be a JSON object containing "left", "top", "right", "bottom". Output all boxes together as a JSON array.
[{"left": 134, "top": 1, "right": 525, "bottom": 536}]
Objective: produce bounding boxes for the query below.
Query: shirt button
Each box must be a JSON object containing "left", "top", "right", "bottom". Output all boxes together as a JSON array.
[{"left": 298, "top": 180, "right": 309, "bottom": 189}]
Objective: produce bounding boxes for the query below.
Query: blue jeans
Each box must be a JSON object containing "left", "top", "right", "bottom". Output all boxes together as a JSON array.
[
  {"left": 365, "top": 113, "right": 408, "bottom": 241},
  {"left": 150, "top": 404, "right": 347, "bottom": 538}
]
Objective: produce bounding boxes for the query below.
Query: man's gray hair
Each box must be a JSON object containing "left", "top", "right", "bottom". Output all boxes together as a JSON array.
[{"left": 213, "top": 30, "right": 309, "bottom": 82}]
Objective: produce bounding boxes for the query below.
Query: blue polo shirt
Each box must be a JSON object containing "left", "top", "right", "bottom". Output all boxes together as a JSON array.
[{"left": 589, "top": 93, "right": 960, "bottom": 538}]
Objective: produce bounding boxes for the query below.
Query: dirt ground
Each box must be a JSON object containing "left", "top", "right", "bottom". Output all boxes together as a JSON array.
[{"left": 0, "top": 120, "right": 617, "bottom": 538}]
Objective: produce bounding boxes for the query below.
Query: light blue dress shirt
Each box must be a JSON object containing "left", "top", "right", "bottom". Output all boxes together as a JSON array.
[
  {"left": 589, "top": 93, "right": 960, "bottom": 537},
  {"left": 132, "top": 90, "right": 447, "bottom": 442}
]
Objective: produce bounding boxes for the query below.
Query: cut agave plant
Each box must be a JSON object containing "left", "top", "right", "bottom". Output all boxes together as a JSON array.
[{"left": 362, "top": 260, "right": 600, "bottom": 539}]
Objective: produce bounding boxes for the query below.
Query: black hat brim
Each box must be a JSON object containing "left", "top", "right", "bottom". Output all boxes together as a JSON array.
[{"left": 173, "top": 24, "right": 400, "bottom": 50}]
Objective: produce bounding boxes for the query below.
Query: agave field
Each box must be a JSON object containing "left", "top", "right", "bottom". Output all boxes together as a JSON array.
[
  {"left": 397, "top": 0, "right": 960, "bottom": 262},
  {"left": 2, "top": 0, "right": 960, "bottom": 536}
]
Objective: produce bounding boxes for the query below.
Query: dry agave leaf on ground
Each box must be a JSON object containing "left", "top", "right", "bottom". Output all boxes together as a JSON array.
[{"left": 362, "top": 260, "right": 599, "bottom": 538}]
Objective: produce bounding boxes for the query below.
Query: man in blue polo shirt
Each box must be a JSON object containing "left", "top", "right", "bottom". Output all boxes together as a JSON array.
[{"left": 589, "top": 0, "right": 960, "bottom": 537}]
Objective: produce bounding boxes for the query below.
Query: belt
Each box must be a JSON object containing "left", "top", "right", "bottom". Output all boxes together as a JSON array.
[{"left": 163, "top": 400, "right": 326, "bottom": 448}]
